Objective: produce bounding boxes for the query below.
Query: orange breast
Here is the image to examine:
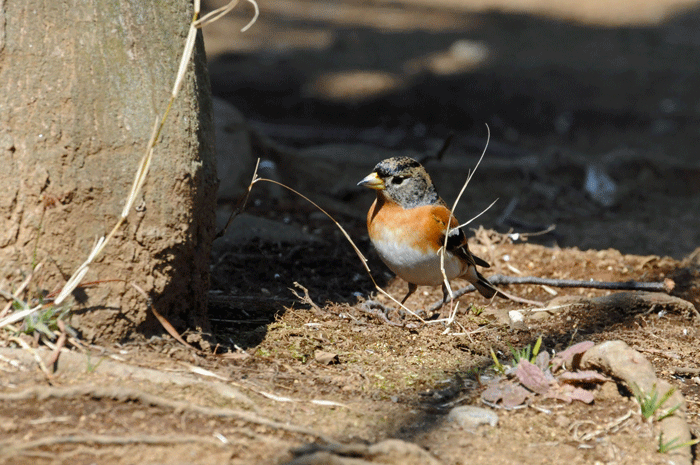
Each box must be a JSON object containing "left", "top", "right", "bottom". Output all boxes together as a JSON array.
[
  {"left": 367, "top": 197, "right": 458, "bottom": 253},
  {"left": 366, "top": 197, "right": 467, "bottom": 285}
]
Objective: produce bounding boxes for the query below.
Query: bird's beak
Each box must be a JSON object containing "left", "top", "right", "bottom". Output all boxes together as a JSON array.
[{"left": 357, "top": 172, "right": 385, "bottom": 190}]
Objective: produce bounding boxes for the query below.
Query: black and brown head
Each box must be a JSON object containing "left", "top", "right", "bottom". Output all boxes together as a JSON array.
[{"left": 358, "top": 156, "right": 440, "bottom": 208}]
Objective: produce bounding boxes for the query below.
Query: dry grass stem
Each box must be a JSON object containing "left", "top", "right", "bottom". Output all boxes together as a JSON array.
[
  {"left": 439, "top": 124, "right": 493, "bottom": 304},
  {"left": 253, "top": 178, "right": 426, "bottom": 324},
  {"left": 456, "top": 198, "right": 499, "bottom": 230},
  {"left": 195, "top": 0, "right": 259, "bottom": 30},
  {"left": 0, "top": 304, "right": 43, "bottom": 330},
  {"left": 130, "top": 282, "right": 197, "bottom": 351},
  {"left": 9, "top": 336, "right": 52, "bottom": 378},
  {"left": 216, "top": 158, "right": 260, "bottom": 239},
  {"left": 0, "top": 261, "right": 43, "bottom": 318}
]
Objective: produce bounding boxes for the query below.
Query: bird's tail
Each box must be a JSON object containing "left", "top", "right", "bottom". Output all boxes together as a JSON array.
[{"left": 472, "top": 269, "right": 498, "bottom": 299}]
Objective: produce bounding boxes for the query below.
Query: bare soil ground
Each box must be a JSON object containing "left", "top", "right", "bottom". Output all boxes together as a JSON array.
[
  {"left": 2, "top": 235, "right": 700, "bottom": 464},
  {"left": 3, "top": 0, "right": 700, "bottom": 464}
]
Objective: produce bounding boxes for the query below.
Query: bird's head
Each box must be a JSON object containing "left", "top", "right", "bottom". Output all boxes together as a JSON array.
[{"left": 358, "top": 157, "right": 439, "bottom": 208}]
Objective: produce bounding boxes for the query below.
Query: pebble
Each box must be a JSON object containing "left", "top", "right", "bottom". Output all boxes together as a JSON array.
[{"left": 446, "top": 406, "right": 498, "bottom": 429}]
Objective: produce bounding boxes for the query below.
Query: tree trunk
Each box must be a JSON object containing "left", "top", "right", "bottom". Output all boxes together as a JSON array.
[{"left": 0, "top": 0, "right": 217, "bottom": 342}]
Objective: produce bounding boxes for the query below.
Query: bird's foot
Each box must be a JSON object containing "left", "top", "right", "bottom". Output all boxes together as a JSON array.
[{"left": 360, "top": 300, "right": 403, "bottom": 326}]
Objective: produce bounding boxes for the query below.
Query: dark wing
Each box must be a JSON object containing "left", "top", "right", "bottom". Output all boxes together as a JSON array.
[
  {"left": 445, "top": 226, "right": 491, "bottom": 268},
  {"left": 431, "top": 204, "right": 498, "bottom": 298},
  {"left": 430, "top": 202, "right": 491, "bottom": 268}
]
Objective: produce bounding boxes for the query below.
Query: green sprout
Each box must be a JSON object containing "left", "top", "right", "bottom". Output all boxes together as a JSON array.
[
  {"left": 633, "top": 384, "right": 679, "bottom": 421},
  {"left": 508, "top": 336, "right": 543, "bottom": 364},
  {"left": 20, "top": 303, "right": 76, "bottom": 340},
  {"left": 657, "top": 431, "right": 700, "bottom": 454},
  {"left": 491, "top": 336, "right": 544, "bottom": 374},
  {"left": 490, "top": 347, "right": 506, "bottom": 375}
]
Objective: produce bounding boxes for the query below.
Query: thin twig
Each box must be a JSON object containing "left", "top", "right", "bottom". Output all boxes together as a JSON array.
[
  {"left": 216, "top": 158, "right": 260, "bottom": 239},
  {"left": 289, "top": 282, "right": 323, "bottom": 314},
  {"left": 671, "top": 367, "right": 700, "bottom": 376}
]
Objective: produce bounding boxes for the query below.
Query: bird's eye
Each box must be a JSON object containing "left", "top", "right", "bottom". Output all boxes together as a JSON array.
[{"left": 391, "top": 176, "right": 405, "bottom": 185}]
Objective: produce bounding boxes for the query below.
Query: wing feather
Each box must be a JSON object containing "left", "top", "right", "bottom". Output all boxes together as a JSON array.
[{"left": 430, "top": 205, "right": 491, "bottom": 269}]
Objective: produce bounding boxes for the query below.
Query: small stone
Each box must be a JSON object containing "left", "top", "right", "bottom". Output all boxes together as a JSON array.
[
  {"left": 554, "top": 415, "right": 570, "bottom": 428},
  {"left": 446, "top": 406, "right": 498, "bottom": 429},
  {"left": 508, "top": 310, "right": 524, "bottom": 324}
]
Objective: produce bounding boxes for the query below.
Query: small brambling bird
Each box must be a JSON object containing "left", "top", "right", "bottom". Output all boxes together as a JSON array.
[{"left": 358, "top": 156, "right": 498, "bottom": 307}]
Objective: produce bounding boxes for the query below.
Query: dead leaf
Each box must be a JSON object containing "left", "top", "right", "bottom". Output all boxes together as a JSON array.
[
  {"left": 551, "top": 341, "right": 595, "bottom": 371},
  {"left": 535, "top": 351, "right": 550, "bottom": 371},
  {"left": 515, "top": 360, "right": 551, "bottom": 395},
  {"left": 315, "top": 350, "right": 339, "bottom": 365},
  {"left": 482, "top": 380, "right": 533, "bottom": 408},
  {"left": 546, "top": 384, "right": 595, "bottom": 404},
  {"left": 221, "top": 351, "right": 251, "bottom": 361},
  {"left": 557, "top": 370, "right": 609, "bottom": 385}
]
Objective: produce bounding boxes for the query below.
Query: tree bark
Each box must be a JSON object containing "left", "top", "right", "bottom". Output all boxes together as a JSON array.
[{"left": 0, "top": 0, "right": 217, "bottom": 341}]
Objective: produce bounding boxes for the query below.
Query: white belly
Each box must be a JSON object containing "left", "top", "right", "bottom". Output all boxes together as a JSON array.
[{"left": 372, "top": 237, "right": 463, "bottom": 286}]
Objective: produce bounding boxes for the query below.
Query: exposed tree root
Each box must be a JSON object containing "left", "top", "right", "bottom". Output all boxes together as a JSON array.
[{"left": 0, "top": 385, "right": 337, "bottom": 447}]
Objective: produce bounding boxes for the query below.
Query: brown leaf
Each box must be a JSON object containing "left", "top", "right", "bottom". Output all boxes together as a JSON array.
[
  {"left": 315, "top": 350, "right": 340, "bottom": 365},
  {"left": 482, "top": 381, "right": 532, "bottom": 408},
  {"left": 534, "top": 351, "right": 551, "bottom": 371},
  {"left": 546, "top": 384, "right": 595, "bottom": 404},
  {"left": 551, "top": 341, "right": 595, "bottom": 371},
  {"left": 501, "top": 384, "right": 533, "bottom": 408},
  {"left": 557, "top": 370, "right": 609, "bottom": 385},
  {"left": 481, "top": 380, "right": 505, "bottom": 404},
  {"left": 515, "top": 360, "right": 551, "bottom": 395}
]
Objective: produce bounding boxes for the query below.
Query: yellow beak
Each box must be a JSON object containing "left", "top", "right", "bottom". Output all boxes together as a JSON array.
[{"left": 357, "top": 172, "right": 385, "bottom": 190}]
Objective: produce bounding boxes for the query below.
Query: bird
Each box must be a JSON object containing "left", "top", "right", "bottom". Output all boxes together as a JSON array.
[{"left": 358, "top": 156, "right": 498, "bottom": 308}]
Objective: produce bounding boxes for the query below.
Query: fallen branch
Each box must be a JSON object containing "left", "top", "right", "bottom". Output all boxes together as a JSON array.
[
  {"left": 426, "top": 275, "right": 673, "bottom": 313},
  {"left": 487, "top": 275, "right": 673, "bottom": 292},
  {"left": 290, "top": 282, "right": 323, "bottom": 314}
]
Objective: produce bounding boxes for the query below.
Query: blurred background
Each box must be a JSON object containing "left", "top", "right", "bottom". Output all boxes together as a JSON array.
[{"left": 202, "top": 0, "right": 700, "bottom": 260}]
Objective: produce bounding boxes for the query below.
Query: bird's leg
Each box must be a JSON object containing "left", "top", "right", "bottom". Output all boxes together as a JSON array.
[
  {"left": 441, "top": 282, "right": 452, "bottom": 306},
  {"left": 400, "top": 283, "right": 418, "bottom": 305},
  {"left": 437, "top": 282, "right": 454, "bottom": 318}
]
